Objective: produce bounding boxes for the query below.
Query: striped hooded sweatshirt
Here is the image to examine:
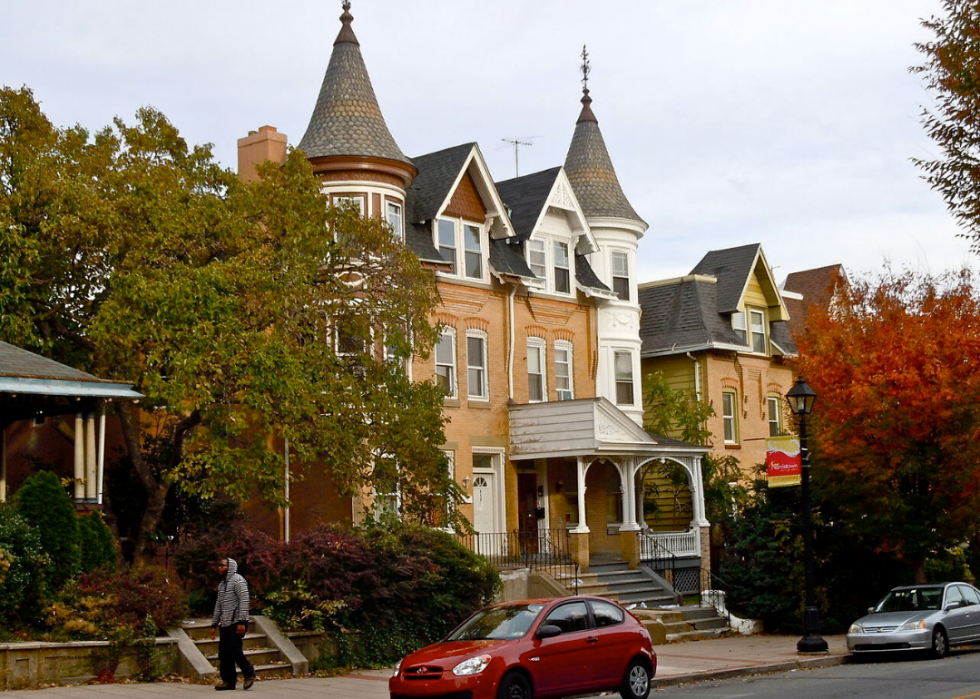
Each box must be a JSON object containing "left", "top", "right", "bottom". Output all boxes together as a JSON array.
[{"left": 212, "top": 558, "right": 250, "bottom": 628}]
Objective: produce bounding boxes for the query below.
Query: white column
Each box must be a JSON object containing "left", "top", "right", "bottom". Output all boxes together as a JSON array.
[
  {"left": 1, "top": 427, "right": 6, "bottom": 503},
  {"left": 619, "top": 458, "right": 640, "bottom": 531},
  {"left": 85, "top": 414, "right": 97, "bottom": 501},
  {"left": 688, "top": 455, "right": 709, "bottom": 527},
  {"left": 573, "top": 456, "right": 590, "bottom": 534},
  {"left": 74, "top": 412, "right": 85, "bottom": 501}
]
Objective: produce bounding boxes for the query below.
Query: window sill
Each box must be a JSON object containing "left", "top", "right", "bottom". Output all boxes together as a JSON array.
[
  {"left": 724, "top": 443, "right": 741, "bottom": 450},
  {"left": 468, "top": 399, "right": 492, "bottom": 410},
  {"left": 443, "top": 398, "right": 461, "bottom": 408}
]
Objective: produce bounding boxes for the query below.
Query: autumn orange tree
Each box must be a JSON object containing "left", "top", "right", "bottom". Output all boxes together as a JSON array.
[{"left": 797, "top": 268, "right": 980, "bottom": 583}]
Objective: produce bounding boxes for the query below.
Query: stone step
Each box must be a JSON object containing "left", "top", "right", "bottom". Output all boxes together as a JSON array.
[
  {"left": 205, "top": 647, "right": 285, "bottom": 667},
  {"left": 665, "top": 628, "right": 730, "bottom": 643}
]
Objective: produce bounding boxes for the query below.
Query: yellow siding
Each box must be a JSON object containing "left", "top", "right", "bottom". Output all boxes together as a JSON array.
[{"left": 744, "top": 275, "right": 767, "bottom": 307}]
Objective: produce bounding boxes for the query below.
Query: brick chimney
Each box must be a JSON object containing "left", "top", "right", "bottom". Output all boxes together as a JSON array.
[{"left": 237, "top": 125, "right": 288, "bottom": 182}]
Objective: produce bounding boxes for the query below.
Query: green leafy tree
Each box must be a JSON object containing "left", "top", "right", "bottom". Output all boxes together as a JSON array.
[
  {"left": 0, "top": 504, "right": 50, "bottom": 629},
  {"left": 0, "top": 86, "right": 453, "bottom": 558},
  {"left": 643, "top": 371, "right": 714, "bottom": 445},
  {"left": 13, "top": 470, "right": 79, "bottom": 588},
  {"left": 913, "top": 0, "right": 980, "bottom": 250}
]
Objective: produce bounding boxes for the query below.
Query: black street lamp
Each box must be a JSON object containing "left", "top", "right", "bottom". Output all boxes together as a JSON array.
[{"left": 785, "top": 376, "right": 828, "bottom": 654}]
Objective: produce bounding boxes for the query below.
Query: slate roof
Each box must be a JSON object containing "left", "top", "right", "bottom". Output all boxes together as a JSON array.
[
  {"left": 1, "top": 342, "right": 110, "bottom": 382},
  {"left": 489, "top": 238, "right": 535, "bottom": 278},
  {"left": 496, "top": 168, "right": 562, "bottom": 241},
  {"left": 689, "top": 243, "right": 761, "bottom": 313},
  {"left": 407, "top": 144, "right": 475, "bottom": 224},
  {"left": 575, "top": 254, "right": 611, "bottom": 294},
  {"left": 563, "top": 90, "right": 645, "bottom": 225},
  {"left": 638, "top": 278, "right": 743, "bottom": 355},
  {"left": 298, "top": 6, "right": 411, "bottom": 166}
]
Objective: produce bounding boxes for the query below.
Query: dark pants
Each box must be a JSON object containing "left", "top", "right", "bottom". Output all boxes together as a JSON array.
[{"left": 218, "top": 624, "right": 254, "bottom": 687}]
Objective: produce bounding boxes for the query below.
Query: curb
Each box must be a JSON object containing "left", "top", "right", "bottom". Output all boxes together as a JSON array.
[{"left": 650, "top": 653, "right": 852, "bottom": 688}]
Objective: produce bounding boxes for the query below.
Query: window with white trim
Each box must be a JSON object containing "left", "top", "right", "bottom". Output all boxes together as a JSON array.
[
  {"left": 437, "top": 218, "right": 485, "bottom": 281},
  {"left": 528, "top": 239, "right": 546, "bottom": 279},
  {"left": 386, "top": 201, "right": 403, "bottom": 240},
  {"left": 614, "top": 351, "right": 635, "bottom": 406},
  {"left": 723, "top": 390, "right": 739, "bottom": 444},
  {"left": 333, "top": 195, "right": 364, "bottom": 213},
  {"left": 750, "top": 308, "right": 767, "bottom": 354},
  {"left": 467, "top": 331, "right": 488, "bottom": 400},
  {"left": 555, "top": 341, "right": 573, "bottom": 401},
  {"left": 435, "top": 331, "right": 456, "bottom": 397},
  {"left": 527, "top": 339, "right": 546, "bottom": 402},
  {"left": 767, "top": 395, "right": 782, "bottom": 437},
  {"left": 554, "top": 241, "right": 570, "bottom": 294},
  {"left": 731, "top": 312, "right": 747, "bottom": 344},
  {"left": 611, "top": 251, "right": 630, "bottom": 301},
  {"left": 526, "top": 233, "right": 575, "bottom": 296}
]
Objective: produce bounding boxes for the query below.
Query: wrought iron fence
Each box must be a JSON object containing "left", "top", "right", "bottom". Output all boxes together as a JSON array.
[{"left": 457, "top": 529, "right": 579, "bottom": 593}]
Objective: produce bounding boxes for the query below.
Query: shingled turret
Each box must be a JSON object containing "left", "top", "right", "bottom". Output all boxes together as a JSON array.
[
  {"left": 563, "top": 51, "right": 644, "bottom": 226},
  {"left": 299, "top": 2, "right": 416, "bottom": 185}
]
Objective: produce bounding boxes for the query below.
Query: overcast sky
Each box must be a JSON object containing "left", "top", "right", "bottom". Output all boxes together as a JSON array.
[{"left": 2, "top": 0, "right": 973, "bottom": 286}]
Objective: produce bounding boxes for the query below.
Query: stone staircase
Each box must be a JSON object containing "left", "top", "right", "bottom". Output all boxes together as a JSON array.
[
  {"left": 576, "top": 559, "right": 678, "bottom": 608},
  {"left": 575, "top": 559, "right": 731, "bottom": 643},
  {"left": 165, "top": 616, "right": 308, "bottom": 682}
]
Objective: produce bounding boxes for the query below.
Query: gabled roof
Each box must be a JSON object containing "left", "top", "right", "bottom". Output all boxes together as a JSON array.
[
  {"left": 563, "top": 89, "right": 646, "bottom": 227},
  {"left": 689, "top": 243, "right": 788, "bottom": 320},
  {"left": 496, "top": 167, "right": 562, "bottom": 240},
  {"left": 407, "top": 143, "right": 475, "bottom": 224},
  {"left": 298, "top": 5, "right": 412, "bottom": 167},
  {"left": 638, "top": 274, "right": 798, "bottom": 358}
]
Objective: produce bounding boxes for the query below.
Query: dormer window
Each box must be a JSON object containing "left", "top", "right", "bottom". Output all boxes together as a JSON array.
[
  {"left": 731, "top": 308, "right": 768, "bottom": 353},
  {"left": 437, "top": 217, "right": 485, "bottom": 281},
  {"left": 526, "top": 233, "right": 574, "bottom": 297},
  {"left": 732, "top": 312, "right": 747, "bottom": 344},
  {"left": 554, "top": 241, "right": 570, "bottom": 294}
]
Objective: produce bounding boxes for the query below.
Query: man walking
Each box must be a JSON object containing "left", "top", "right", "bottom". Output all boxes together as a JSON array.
[{"left": 210, "top": 557, "right": 255, "bottom": 690}]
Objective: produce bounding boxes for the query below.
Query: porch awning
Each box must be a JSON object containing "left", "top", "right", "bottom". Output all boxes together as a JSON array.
[{"left": 508, "top": 396, "right": 708, "bottom": 461}]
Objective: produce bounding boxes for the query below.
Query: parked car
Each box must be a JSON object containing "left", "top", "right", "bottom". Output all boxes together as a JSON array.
[
  {"left": 847, "top": 582, "right": 980, "bottom": 658},
  {"left": 389, "top": 596, "right": 656, "bottom": 699}
]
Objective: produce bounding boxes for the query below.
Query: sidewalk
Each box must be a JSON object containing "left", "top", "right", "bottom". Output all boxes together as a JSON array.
[{"left": 0, "top": 634, "right": 851, "bottom": 698}]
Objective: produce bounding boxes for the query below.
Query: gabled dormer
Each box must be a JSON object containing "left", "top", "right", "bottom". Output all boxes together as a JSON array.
[
  {"left": 688, "top": 243, "right": 793, "bottom": 357},
  {"left": 495, "top": 167, "right": 614, "bottom": 300},
  {"left": 406, "top": 143, "right": 514, "bottom": 284}
]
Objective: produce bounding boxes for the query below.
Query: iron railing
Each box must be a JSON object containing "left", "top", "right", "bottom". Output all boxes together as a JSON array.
[
  {"left": 457, "top": 528, "right": 579, "bottom": 593},
  {"left": 639, "top": 528, "right": 677, "bottom": 582}
]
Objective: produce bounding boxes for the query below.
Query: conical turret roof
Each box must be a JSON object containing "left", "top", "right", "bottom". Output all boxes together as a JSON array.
[
  {"left": 298, "top": 3, "right": 411, "bottom": 167},
  {"left": 563, "top": 88, "right": 645, "bottom": 225}
]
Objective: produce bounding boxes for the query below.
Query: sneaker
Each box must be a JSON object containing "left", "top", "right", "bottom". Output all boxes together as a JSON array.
[
  {"left": 243, "top": 676, "right": 255, "bottom": 690},
  {"left": 215, "top": 684, "right": 235, "bottom": 691}
]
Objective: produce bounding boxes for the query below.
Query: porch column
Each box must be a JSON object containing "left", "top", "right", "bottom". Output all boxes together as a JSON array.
[
  {"left": 0, "top": 427, "right": 6, "bottom": 502},
  {"left": 570, "top": 456, "right": 591, "bottom": 572},
  {"left": 84, "top": 414, "right": 97, "bottom": 502},
  {"left": 618, "top": 458, "right": 641, "bottom": 568},
  {"left": 687, "top": 455, "right": 709, "bottom": 527},
  {"left": 74, "top": 412, "right": 85, "bottom": 501}
]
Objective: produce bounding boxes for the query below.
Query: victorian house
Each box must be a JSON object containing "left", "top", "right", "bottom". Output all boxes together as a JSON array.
[
  {"left": 237, "top": 4, "right": 710, "bottom": 581},
  {"left": 637, "top": 244, "right": 798, "bottom": 476}
]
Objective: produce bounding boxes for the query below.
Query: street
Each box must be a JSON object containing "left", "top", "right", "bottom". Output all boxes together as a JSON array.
[{"left": 647, "top": 647, "right": 980, "bottom": 699}]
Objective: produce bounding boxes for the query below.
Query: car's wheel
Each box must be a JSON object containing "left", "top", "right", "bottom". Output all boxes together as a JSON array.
[
  {"left": 931, "top": 626, "right": 948, "bottom": 659},
  {"left": 620, "top": 658, "right": 651, "bottom": 699},
  {"left": 496, "top": 671, "right": 532, "bottom": 699}
]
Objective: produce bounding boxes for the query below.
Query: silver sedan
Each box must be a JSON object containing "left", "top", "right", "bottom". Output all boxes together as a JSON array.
[{"left": 847, "top": 582, "right": 980, "bottom": 658}]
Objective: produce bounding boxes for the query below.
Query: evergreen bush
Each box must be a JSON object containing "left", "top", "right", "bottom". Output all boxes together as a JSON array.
[
  {"left": 78, "top": 513, "right": 117, "bottom": 573},
  {"left": 13, "top": 470, "right": 79, "bottom": 589},
  {"left": 0, "top": 504, "right": 50, "bottom": 630}
]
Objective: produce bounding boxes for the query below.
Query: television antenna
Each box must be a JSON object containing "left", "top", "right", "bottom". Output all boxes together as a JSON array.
[{"left": 501, "top": 136, "right": 540, "bottom": 177}]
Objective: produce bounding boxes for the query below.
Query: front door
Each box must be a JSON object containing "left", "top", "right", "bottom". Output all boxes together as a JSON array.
[
  {"left": 518, "top": 472, "right": 538, "bottom": 554},
  {"left": 473, "top": 472, "right": 496, "bottom": 534}
]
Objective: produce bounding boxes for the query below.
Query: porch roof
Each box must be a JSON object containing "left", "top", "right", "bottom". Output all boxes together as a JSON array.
[{"left": 509, "top": 396, "right": 708, "bottom": 461}]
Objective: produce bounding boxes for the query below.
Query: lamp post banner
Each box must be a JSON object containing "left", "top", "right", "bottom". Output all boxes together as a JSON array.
[{"left": 766, "top": 435, "right": 801, "bottom": 488}]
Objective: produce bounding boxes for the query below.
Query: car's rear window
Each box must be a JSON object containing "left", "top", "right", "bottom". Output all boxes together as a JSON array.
[
  {"left": 591, "top": 599, "right": 625, "bottom": 627},
  {"left": 447, "top": 604, "right": 546, "bottom": 641}
]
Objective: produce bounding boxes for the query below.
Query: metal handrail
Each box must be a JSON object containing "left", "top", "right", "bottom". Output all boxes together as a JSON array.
[{"left": 457, "top": 529, "right": 579, "bottom": 594}]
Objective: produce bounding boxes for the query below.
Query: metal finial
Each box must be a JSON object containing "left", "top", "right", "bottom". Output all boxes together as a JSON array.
[
  {"left": 580, "top": 45, "right": 591, "bottom": 93},
  {"left": 342, "top": 0, "right": 351, "bottom": 11}
]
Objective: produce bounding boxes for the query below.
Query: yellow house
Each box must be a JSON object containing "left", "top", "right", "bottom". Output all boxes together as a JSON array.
[{"left": 638, "top": 244, "right": 797, "bottom": 477}]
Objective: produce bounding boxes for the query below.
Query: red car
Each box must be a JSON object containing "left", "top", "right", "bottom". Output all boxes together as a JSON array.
[{"left": 389, "top": 596, "right": 656, "bottom": 699}]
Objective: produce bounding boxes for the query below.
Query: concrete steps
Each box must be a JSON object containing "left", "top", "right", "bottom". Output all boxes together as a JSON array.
[
  {"left": 655, "top": 605, "right": 731, "bottom": 642},
  {"left": 166, "top": 616, "right": 308, "bottom": 682},
  {"left": 578, "top": 560, "right": 678, "bottom": 609}
]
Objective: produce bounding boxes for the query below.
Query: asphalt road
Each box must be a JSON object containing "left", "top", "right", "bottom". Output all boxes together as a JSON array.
[{"left": 646, "top": 647, "right": 980, "bottom": 699}]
